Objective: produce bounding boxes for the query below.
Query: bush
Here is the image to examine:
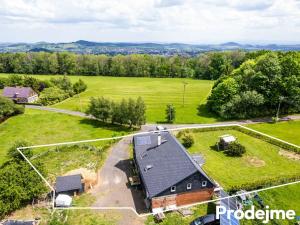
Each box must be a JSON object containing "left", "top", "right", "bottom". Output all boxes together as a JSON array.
[
  {"left": 182, "top": 134, "right": 194, "bottom": 148},
  {"left": 7, "top": 140, "right": 32, "bottom": 161},
  {"left": 73, "top": 79, "right": 87, "bottom": 94},
  {"left": 0, "top": 77, "right": 8, "bottom": 89},
  {"left": 50, "top": 76, "right": 74, "bottom": 96},
  {"left": 0, "top": 96, "right": 25, "bottom": 121},
  {"left": 225, "top": 142, "right": 246, "bottom": 157},
  {"left": 38, "top": 87, "right": 70, "bottom": 105}
]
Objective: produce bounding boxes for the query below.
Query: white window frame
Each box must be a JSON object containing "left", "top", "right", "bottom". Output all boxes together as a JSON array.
[
  {"left": 170, "top": 186, "right": 176, "bottom": 192},
  {"left": 202, "top": 181, "right": 207, "bottom": 187},
  {"left": 187, "top": 183, "right": 192, "bottom": 190}
]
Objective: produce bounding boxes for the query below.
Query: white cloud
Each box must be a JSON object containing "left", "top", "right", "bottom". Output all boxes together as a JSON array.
[{"left": 0, "top": 0, "right": 299, "bottom": 43}]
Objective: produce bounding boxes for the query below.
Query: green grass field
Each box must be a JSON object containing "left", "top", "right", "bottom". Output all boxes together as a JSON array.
[
  {"left": 0, "top": 108, "right": 129, "bottom": 164},
  {"left": 186, "top": 129, "right": 300, "bottom": 189},
  {"left": 247, "top": 121, "right": 300, "bottom": 146},
  {"left": 0, "top": 74, "right": 218, "bottom": 124}
]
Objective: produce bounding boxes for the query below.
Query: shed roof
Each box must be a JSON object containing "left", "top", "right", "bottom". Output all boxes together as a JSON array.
[
  {"left": 55, "top": 174, "right": 82, "bottom": 193},
  {"left": 2, "top": 87, "right": 36, "bottom": 98},
  {"left": 220, "top": 135, "right": 236, "bottom": 143},
  {"left": 133, "top": 132, "right": 215, "bottom": 198}
]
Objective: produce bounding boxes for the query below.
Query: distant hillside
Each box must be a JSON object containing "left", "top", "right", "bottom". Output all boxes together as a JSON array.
[{"left": 0, "top": 40, "right": 299, "bottom": 56}]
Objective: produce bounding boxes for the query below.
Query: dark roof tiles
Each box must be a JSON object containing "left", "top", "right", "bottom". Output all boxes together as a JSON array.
[
  {"left": 55, "top": 174, "right": 82, "bottom": 193},
  {"left": 133, "top": 132, "right": 215, "bottom": 198}
]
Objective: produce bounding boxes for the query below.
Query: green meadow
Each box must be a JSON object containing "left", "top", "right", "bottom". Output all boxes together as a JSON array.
[
  {"left": 0, "top": 74, "right": 218, "bottom": 124},
  {"left": 247, "top": 120, "right": 300, "bottom": 146},
  {"left": 186, "top": 129, "right": 300, "bottom": 189},
  {"left": 0, "top": 108, "right": 129, "bottom": 164}
]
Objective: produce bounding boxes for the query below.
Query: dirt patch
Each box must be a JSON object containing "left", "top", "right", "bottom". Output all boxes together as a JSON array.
[
  {"left": 245, "top": 156, "right": 266, "bottom": 167},
  {"left": 65, "top": 168, "right": 98, "bottom": 191},
  {"left": 279, "top": 150, "right": 300, "bottom": 161}
]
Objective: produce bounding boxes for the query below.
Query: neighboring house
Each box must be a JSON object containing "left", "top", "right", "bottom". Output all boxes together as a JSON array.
[
  {"left": 55, "top": 174, "right": 84, "bottom": 196},
  {"left": 2, "top": 87, "right": 38, "bottom": 103},
  {"left": 0, "top": 220, "right": 39, "bottom": 225},
  {"left": 133, "top": 131, "right": 216, "bottom": 214}
]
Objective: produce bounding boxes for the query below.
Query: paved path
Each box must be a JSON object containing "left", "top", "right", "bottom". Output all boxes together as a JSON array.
[
  {"left": 26, "top": 105, "right": 300, "bottom": 128},
  {"left": 91, "top": 137, "right": 146, "bottom": 225}
]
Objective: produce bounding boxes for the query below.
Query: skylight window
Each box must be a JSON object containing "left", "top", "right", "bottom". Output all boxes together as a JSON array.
[{"left": 136, "top": 136, "right": 151, "bottom": 146}]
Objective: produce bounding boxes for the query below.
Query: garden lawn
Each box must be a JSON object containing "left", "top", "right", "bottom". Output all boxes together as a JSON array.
[
  {"left": 0, "top": 108, "right": 129, "bottom": 164},
  {"left": 0, "top": 74, "right": 218, "bottom": 123},
  {"left": 186, "top": 129, "right": 300, "bottom": 189},
  {"left": 259, "top": 183, "right": 300, "bottom": 214},
  {"left": 247, "top": 121, "right": 300, "bottom": 146}
]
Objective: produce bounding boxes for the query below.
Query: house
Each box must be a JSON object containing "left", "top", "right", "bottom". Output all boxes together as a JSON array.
[
  {"left": 2, "top": 87, "right": 38, "bottom": 103},
  {"left": 0, "top": 220, "right": 39, "bottom": 225},
  {"left": 133, "top": 131, "right": 216, "bottom": 213},
  {"left": 55, "top": 174, "right": 84, "bottom": 196}
]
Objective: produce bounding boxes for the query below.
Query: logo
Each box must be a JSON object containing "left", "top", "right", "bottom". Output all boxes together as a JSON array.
[{"left": 216, "top": 205, "right": 297, "bottom": 224}]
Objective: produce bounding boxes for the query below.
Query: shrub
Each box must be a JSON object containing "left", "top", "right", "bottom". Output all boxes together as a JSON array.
[
  {"left": 225, "top": 142, "right": 246, "bottom": 157},
  {"left": 0, "top": 96, "right": 25, "bottom": 121},
  {"left": 73, "top": 79, "right": 87, "bottom": 94},
  {"left": 38, "top": 87, "right": 69, "bottom": 105},
  {"left": 182, "top": 134, "right": 194, "bottom": 148},
  {"left": 7, "top": 140, "right": 32, "bottom": 161},
  {"left": 0, "top": 77, "right": 8, "bottom": 89}
]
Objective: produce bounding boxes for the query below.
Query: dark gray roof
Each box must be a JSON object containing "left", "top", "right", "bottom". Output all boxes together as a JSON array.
[
  {"left": 133, "top": 132, "right": 215, "bottom": 198},
  {"left": 55, "top": 174, "right": 82, "bottom": 193},
  {"left": 2, "top": 87, "right": 36, "bottom": 98},
  {"left": 2, "top": 220, "right": 35, "bottom": 225}
]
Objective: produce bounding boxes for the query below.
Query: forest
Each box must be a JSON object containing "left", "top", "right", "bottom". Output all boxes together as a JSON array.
[
  {"left": 0, "top": 50, "right": 257, "bottom": 79},
  {"left": 207, "top": 51, "right": 300, "bottom": 119}
]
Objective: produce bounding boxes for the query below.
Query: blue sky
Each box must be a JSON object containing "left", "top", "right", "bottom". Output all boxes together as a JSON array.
[{"left": 0, "top": 0, "right": 299, "bottom": 44}]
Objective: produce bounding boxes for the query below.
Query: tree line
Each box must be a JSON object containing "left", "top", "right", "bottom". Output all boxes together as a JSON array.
[
  {"left": 0, "top": 141, "right": 46, "bottom": 219},
  {"left": 207, "top": 51, "right": 300, "bottom": 119},
  {"left": 0, "top": 51, "right": 251, "bottom": 79},
  {"left": 86, "top": 96, "right": 146, "bottom": 128}
]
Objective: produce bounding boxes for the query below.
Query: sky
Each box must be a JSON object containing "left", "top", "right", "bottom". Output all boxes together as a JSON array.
[{"left": 0, "top": 0, "right": 299, "bottom": 44}]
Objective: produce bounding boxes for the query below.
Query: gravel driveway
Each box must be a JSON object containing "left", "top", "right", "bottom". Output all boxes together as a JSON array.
[{"left": 91, "top": 137, "right": 146, "bottom": 225}]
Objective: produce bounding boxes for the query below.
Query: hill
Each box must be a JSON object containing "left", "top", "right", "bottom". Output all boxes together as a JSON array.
[{"left": 0, "top": 40, "right": 299, "bottom": 56}]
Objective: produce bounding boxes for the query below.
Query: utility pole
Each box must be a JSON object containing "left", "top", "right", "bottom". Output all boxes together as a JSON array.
[
  {"left": 182, "top": 81, "right": 188, "bottom": 107},
  {"left": 276, "top": 96, "right": 285, "bottom": 121}
]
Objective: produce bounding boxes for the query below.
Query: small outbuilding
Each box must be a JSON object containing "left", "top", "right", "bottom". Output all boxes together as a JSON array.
[
  {"left": 55, "top": 194, "right": 73, "bottom": 207},
  {"left": 218, "top": 135, "right": 237, "bottom": 150},
  {"left": 2, "top": 87, "right": 38, "bottom": 103},
  {"left": 55, "top": 174, "right": 84, "bottom": 196}
]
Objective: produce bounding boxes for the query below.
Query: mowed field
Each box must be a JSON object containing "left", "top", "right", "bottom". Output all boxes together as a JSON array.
[
  {"left": 247, "top": 120, "right": 300, "bottom": 146},
  {"left": 0, "top": 74, "right": 217, "bottom": 124},
  {"left": 0, "top": 108, "right": 129, "bottom": 164},
  {"left": 186, "top": 129, "right": 300, "bottom": 189}
]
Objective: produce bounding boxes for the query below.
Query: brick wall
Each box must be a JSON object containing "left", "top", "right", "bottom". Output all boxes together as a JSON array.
[
  {"left": 152, "top": 188, "right": 214, "bottom": 209},
  {"left": 176, "top": 188, "right": 214, "bottom": 206}
]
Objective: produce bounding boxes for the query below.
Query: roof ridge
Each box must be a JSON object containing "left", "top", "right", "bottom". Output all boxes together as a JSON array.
[{"left": 169, "top": 133, "right": 216, "bottom": 186}]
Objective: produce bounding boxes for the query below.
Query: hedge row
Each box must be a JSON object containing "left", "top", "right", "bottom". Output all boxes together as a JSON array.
[
  {"left": 180, "top": 125, "right": 299, "bottom": 153},
  {"left": 228, "top": 175, "right": 300, "bottom": 193},
  {"left": 234, "top": 126, "right": 300, "bottom": 154}
]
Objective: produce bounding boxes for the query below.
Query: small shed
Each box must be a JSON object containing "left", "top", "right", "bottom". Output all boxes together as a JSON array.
[
  {"left": 64, "top": 168, "right": 98, "bottom": 191},
  {"left": 55, "top": 194, "right": 72, "bottom": 207},
  {"left": 218, "top": 135, "right": 236, "bottom": 150},
  {"left": 55, "top": 174, "right": 84, "bottom": 196},
  {"left": 2, "top": 87, "right": 38, "bottom": 103}
]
